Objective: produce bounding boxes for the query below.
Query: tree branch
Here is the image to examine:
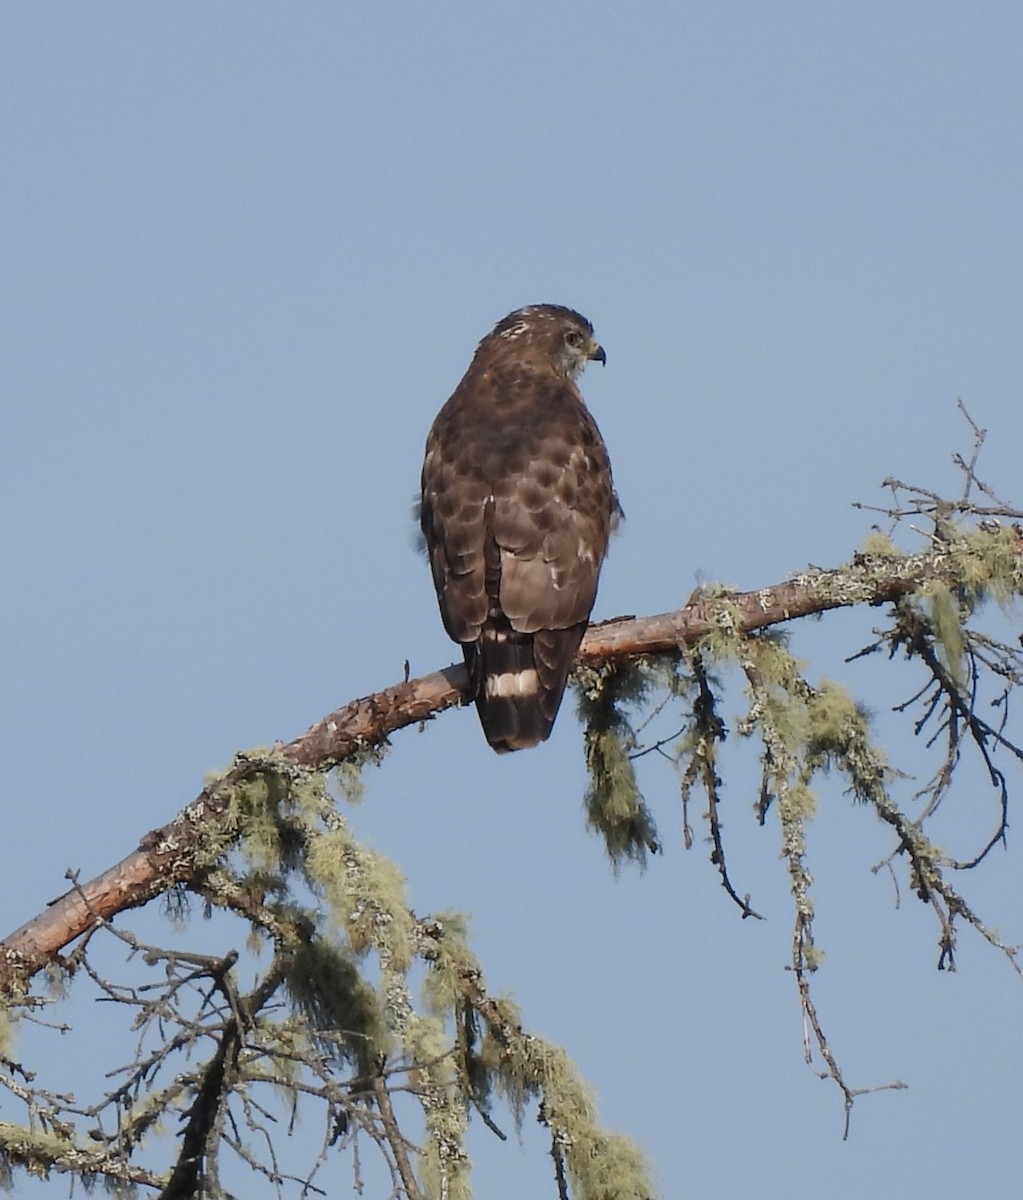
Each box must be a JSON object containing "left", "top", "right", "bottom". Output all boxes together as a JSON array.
[{"left": 0, "top": 544, "right": 969, "bottom": 995}]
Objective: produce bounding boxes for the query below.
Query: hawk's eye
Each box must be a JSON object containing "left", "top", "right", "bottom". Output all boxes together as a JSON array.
[{"left": 565, "top": 330, "right": 584, "bottom": 348}]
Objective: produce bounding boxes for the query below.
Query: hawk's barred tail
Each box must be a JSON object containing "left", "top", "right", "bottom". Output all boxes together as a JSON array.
[{"left": 466, "top": 621, "right": 587, "bottom": 753}]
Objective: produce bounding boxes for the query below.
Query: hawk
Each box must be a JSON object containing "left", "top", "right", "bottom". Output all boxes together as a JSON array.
[{"left": 420, "top": 304, "right": 618, "bottom": 752}]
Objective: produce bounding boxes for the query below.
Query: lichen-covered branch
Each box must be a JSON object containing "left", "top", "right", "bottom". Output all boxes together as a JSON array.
[
  {"left": 568, "top": 478, "right": 1023, "bottom": 1125},
  {"left": 0, "top": 537, "right": 999, "bottom": 995},
  {"left": 0, "top": 770, "right": 657, "bottom": 1198}
]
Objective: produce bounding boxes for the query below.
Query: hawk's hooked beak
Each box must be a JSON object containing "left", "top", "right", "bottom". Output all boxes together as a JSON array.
[{"left": 587, "top": 340, "right": 607, "bottom": 366}]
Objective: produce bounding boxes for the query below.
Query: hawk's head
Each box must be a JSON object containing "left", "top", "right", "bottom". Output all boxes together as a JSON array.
[{"left": 486, "top": 304, "right": 606, "bottom": 379}]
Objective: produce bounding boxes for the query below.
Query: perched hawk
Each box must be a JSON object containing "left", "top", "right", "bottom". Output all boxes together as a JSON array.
[{"left": 420, "top": 304, "right": 618, "bottom": 752}]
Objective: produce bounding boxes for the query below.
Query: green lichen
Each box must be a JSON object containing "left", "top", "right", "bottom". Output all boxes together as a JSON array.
[
  {"left": 860, "top": 530, "right": 903, "bottom": 559},
  {"left": 575, "top": 663, "right": 659, "bottom": 868},
  {"left": 420, "top": 912, "right": 476, "bottom": 1017},
  {"left": 922, "top": 579, "right": 966, "bottom": 684},
  {"left": 284, "top": 937, "right": 388, "bottom": 1074},
  {"left": 0, "top": 1121, "right": 76, "bottom": 1175},
  {"left": 498, "top": 1040, "right": 654, "bottom": 1200},
  {"left": 953, "top": 525, "right": 1023, "bottom": 606},
  {"left": 304, "top": 829, "right": 418, "bottom": 969}
]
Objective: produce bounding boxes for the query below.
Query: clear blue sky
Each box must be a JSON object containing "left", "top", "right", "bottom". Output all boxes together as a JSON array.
[{"left": 4, "top": 4, "right": 1023, "bottom": 1196}]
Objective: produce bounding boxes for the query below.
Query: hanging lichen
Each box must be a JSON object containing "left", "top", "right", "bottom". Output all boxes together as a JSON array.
[{"left": 575, "top": 662, "right": 660, "bottom": 867}]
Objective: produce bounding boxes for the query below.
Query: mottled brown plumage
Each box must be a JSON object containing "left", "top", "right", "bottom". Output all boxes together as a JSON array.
[{"left": 420, "top": 304, "right": 618, "bottom": 751}]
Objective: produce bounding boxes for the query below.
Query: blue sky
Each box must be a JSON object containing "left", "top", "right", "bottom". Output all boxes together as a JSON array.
[{"left": 4, "top": 4, "right": 1023, "bottom": 1196}]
